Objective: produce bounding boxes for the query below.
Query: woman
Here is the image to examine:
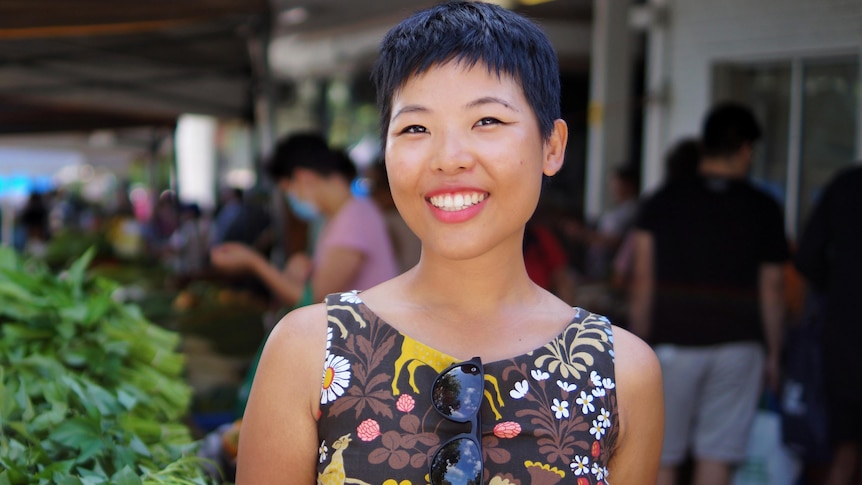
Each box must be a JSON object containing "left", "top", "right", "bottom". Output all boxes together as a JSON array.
[{"left": 237, "top": 3, "right": 663, "bottom": 484}]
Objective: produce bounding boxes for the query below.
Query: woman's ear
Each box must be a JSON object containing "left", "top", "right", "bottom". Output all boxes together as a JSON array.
[{"left": 542, "top": 119, "right": 568, "bottom": 176}]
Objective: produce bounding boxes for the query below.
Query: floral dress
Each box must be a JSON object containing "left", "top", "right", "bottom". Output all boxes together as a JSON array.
[{"left": 316, "top": 291, "right": 619, "bottom": 485}]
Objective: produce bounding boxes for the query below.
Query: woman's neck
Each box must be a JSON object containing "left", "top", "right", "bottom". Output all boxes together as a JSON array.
[{"left": 408, "top": 245, "right": 538, "bottom": 317}]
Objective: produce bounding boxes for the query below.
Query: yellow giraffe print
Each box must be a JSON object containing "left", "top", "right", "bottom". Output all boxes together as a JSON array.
[
  {"left": 317, "top": 434, "right": 372, "bottom": 485},
  {"left": 391, "top": 334, "right": 506, "bottom": 419}
]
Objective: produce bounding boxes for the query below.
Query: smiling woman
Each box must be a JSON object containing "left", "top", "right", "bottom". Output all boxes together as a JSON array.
[{"left": 235, "top": 3, "right": 663, "bottom": 484}]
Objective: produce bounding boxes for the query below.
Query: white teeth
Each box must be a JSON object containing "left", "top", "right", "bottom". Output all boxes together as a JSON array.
[{"left": 429, "top": 192, "right": 487, "bottom": 211}]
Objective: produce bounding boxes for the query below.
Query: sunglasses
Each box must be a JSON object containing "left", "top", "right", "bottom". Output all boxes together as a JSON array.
[{"left": 429, "top": 357, "right": 484, "bottom": 485}]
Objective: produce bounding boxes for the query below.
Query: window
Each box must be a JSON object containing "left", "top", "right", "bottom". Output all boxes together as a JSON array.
[{"left": 713, "top": 56, "right": 859, "bottom": 238}]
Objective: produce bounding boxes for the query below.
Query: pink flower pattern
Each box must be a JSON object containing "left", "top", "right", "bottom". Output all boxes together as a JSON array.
[
  {"left": 396, "top": 394, "right": 415, "bottom": 413},
  {"left": 317, "top": 294, "right": 618, "bottom": 484},
  {"left": 356, "top": 418, "right": 382, "bottom": 442}
]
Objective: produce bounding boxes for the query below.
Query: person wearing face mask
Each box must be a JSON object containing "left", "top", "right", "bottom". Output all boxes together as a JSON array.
[
  {"left": 205, "top": 134, "right": 399, "bottom": 481},
  {"left": 210, "top": 133, "right": 399, "bottom": 310}
]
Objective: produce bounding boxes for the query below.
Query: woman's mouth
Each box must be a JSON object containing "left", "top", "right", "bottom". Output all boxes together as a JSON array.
[{"left": 427, "top": 192, "right": 488, "bottom": 211}]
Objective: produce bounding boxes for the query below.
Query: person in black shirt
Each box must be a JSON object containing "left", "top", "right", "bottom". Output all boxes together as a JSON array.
[
  {"left": 795, "top": 164, "right": 862, "bottom": 485},
  {"left": 630, "top": 102, "right": 789, "bottom": 485}
]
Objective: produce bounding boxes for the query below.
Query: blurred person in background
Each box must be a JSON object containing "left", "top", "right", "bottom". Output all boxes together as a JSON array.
[
  {"left": 524, "top": 204, "right": 578, "bottom": 304},
  {"left": 166, "top": 202, "right": 208, "bottom": 281},
  {"left": 204, "top": 133, "right": 400, "bottom": 482},
  {"left": 142, "top": 191, "right": 179, "bottom": 261},
  {"left": 210, "top": 187, "right": 244, "bottom": 248},
  {"left": 630, "top": 102, "right": 789, "bottom": 485},
  {"left": 585, "top": 163, "right": 640, "bottom": 283},
  {"left": 16, "top": 191, "right": 51, "bottom": 257},
  {"left": 367, "top": 160, "right": 421, "bottom": 274},
  {"left": 663, "top": 137, "right": 702, "bottom": 185},
  {"left": 210, "top": 132, "right": 398, "bottom": 311},
  {"left": 795, "top": 164, "right": 862, "bottom": 485},
  {"left": 613, "top": 138, "right": 702, "bottom": 328}
]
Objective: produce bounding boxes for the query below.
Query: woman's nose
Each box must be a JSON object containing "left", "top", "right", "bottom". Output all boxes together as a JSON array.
[{"left": 430, "top": 129, "right": 476, "bottom": 174}]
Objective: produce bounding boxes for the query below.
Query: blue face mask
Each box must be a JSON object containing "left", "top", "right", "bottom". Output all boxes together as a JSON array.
[{"left": 285, "top": 193, "right": 321, "bottom": 222}]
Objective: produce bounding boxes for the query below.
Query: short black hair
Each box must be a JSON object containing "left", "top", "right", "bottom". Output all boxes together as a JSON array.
[
  {"left": 664, "top": 137, "right": 701, "bottom": 183},
  {"left": 266, "top": 132, "right": 357, "bottom": 181},
  {"left": 371, "top": 1, "right": 561, "bottom": 142},
  {"left": 701, "top": 102, "right": 762, "bottom": 158}
]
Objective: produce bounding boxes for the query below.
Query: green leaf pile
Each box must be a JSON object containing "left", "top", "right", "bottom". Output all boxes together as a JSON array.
[{"left": 0, "top": 247, "right": 213, "bottom": 484}]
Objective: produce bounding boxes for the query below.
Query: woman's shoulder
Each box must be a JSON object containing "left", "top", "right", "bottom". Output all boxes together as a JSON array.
[
  {"left": 610, "top": 325, "right": 660, "bottom": 386},
  {"left": 606, "top": 325, "right": 663, "bottom": 481},
  {"left": 265, "top": 303, "right": 330, "bottom": 382}
]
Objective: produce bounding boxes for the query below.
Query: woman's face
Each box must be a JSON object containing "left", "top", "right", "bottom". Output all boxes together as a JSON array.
[{"left": 384, "top": 61, "right": 567, "bottom": 261}]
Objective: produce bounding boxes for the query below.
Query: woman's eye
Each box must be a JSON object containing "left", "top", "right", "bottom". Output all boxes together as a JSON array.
[
  {"left": 476, "top": 117, "right": 502, "bottom": 127},
  {"left": 400, "top": 125, "right": 427, "bottom": 134}
]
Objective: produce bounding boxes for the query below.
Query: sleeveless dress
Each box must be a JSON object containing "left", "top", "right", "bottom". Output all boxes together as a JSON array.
[{"left": 316, "top": 291, "right": 619, "bottom": 485}]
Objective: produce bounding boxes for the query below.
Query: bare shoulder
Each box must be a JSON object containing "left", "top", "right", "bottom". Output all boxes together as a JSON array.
[
  {"left": 269, "top": 302, "right": 330, "bottom": 356},
  {"left": 611, "top": 325, "right": 661, "bottom": 383},
  {"left": 610, "top": 324, "right": 662, "bottom": 415},
  {"left": 235, "top": 302, "right": 329, "bottom": 483},
  {"left": 608, "top": 325, "right": 664, "bottom": 483},
  {"left": 259, "top": 303, "right": 330, "bottom": 403}
]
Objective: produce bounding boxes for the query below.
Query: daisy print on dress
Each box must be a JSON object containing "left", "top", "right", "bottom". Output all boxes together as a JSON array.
[
  {"left": 552, "top": 399, "right": 570, "bottom": 419},
  {"left": 315, "top": 294, "right": 620, "bottom": 484},
  {"left": 325, "top": 298, "right": 400, "bottom": 420},
  {"left": 321, "top": 353, "right": 352, "bottom": 404},
  {"left": 570, "top": 455, "right": 590, "bottom": 476}
]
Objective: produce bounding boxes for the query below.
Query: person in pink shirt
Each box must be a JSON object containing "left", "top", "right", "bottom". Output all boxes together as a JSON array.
[{"left": 210, "top": 133, "right": 399, "bottom": 307}]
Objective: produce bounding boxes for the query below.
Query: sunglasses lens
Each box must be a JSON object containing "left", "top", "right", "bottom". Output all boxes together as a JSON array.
[
  {"left": 432, "top": 362, "right": 484, "bottom": 421},
  {"left": 430, "top": 437, "right": 483, "bottom": 485}
]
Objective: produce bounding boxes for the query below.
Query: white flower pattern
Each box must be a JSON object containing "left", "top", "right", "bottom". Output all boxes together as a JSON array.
[
  {"left": 320, "top": 353, "right": 351, "bottom": 404},
  {"left": 510, "top": 379, "right": 529, "bottom": 399},
  {"left": 320, "top": 296, "right": 618, "bottom": 485},
  {"left": 591, "top": 462, "right": 605, "bottom": 480},
  {"left": 318, "top": 441, "right": 328, "bottom": 463},
  {"left": 577, "top": 391, "right": 595, "bottom": 414},
  {"left": 531, "top": 369, "right": 550, "bottom": 381},
  {"left": 598, "top": 408, "right": 612, "bottom": 428},
  {"left": 339, "top": 290, "right": 362, "bottom": 304},
  {"left": 557, "top": 380, "right": 577, "bottom": 392},
  {"left": 590, "top": 419, "right": 605, "bottom": 439},
  {"left": 570, "top": 455, "right": 590, "bottom": 476},
  {"left": 552, "top": 398, "right": 570, "bottom": 419}
]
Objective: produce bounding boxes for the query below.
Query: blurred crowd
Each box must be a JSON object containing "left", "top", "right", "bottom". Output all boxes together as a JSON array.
[{"left": 1, "top": 101, "right": 859, "bottom": 485}]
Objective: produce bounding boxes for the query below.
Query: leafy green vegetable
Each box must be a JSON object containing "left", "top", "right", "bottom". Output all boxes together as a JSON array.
[{"left": 0, "top": 247, "right": 217, "bottom": 484}]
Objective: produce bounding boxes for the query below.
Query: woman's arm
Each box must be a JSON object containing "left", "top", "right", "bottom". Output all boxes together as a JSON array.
[
  {"left": 235, "top": 304, "right": 329, "bottom": 484},
  {"left": 211, "top": 242, "right": 307, "bottom": 305},
  {"left": 608, "top": 325, "right": 664, "bottom": 484},
  {"left": 628, "top": 230, "right": 654, "bottom": 340}
]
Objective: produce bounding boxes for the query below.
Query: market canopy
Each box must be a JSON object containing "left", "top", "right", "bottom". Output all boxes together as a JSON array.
[
  {"left": 0, "top": 0, "right": 269, "bottom": 134},
  {"left": 0, "top": 0, "right": 586, "bottom": 135}
]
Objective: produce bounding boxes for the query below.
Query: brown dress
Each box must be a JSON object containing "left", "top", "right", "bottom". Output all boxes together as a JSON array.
[{"left": 316, "top": 291, "right": 619, "bottom": 485}]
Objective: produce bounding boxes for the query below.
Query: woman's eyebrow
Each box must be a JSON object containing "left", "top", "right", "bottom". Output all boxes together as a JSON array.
[
  {"left": 465, "top": 96, "right": 519, "bottom": 112},
  {"left": 391, "top": 104, "right": 428, "bottom": 121}
]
